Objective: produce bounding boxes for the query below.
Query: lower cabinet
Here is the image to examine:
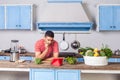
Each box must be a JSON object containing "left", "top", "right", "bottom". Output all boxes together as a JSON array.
[
  {"left": 30, "top": 69, "right": 81, "bottom": 80},
  {"left": 77, "top": 57, "right": 120, "bottom": 63},
  {"left": 30, "top": 69, "right": 55, "bottom": 80},
  {"left": 55, "top": 69, "right": 80, "bottom": 80},
  {"left": 20, "top": 56, "right": 33, "bottom": 61},
  {"left": 0, "top": 56, "right": 10, "bottom": 60},
  {"left": 0, "top": 56, "right": 33, "bottom": 61},
  {"left": 108, "top": 58, "right": 117, "bottom": 62},
  {"left": 77, "top": 58, "right": 84, "bottom": 62}
]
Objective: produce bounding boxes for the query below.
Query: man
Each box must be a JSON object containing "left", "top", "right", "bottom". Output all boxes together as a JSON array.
[{"left": 35, "top": 31, "right": 59, "bottom": 60}]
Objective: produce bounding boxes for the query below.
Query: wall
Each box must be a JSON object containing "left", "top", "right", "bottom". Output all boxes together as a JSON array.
[
  {"left": 0, "top": 0, "right": 120, "bottom": 54},
  {"left": 1, "top": 1, "right": 120, "bottom": 80}
]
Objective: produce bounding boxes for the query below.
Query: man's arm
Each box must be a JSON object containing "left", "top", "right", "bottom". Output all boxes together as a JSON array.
[
  {"left": 53, "top": 52, "right": 59, "bottom": 58},
  {"left": 35, "top": 44, "right": 49, "bottom": 59},
  {"left": 45, "top": 52, "right": 59, "bottom": 61},
  {"left": 35, "top": 50, "right": 47, "bottom": 59},
  {"left": 45, "top": 41, "right": 59, "bottom": 60}
]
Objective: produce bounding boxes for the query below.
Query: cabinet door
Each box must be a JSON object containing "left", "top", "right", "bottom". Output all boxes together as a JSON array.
[
  {"left": 108, "top": 58, "right": 117, "bottom": 62},
  {"left": 6, "top": 6, "right": 20, "bottom": 29},
  {"left": 0, "top": 56, "right": 10, "bottom": 60},
  {"left": 113, "top": 6, "right": 120, "bottom": 30},
  {"left": 30, "top": 69, "right": 55, "bottom": 80},
  {"left": 6, "top": 5, "right": 31, "bottom": 29},
  {"left": 99, "top": 6, "right": 113, "bottom": 30},
  {"left": 20, "top": 5, "right": 31, "bottom": 29},
  {"left": 20, "top": 56, "right": 32, "bottom": 61},
  {"left": 55, "top": 69, "right": 80, "bottom": 80},
  {"left": 77, "top": 58, "right": 84, "bottom": 62},
  {"left": 0, "top": 6, "right": 5, "bottom": 29}
]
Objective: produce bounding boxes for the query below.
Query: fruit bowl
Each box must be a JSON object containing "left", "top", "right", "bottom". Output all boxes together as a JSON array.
[{"left": 83, "top": 56, "right": 108, "bottom": 66}]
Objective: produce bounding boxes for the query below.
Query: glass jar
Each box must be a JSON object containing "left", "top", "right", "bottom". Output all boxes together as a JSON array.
[
  {"left": 10, "top": 40, "right": 19, "bottom": 62},
  {"left": 10, "top": 40, "right": 19, "bottom": 53}
]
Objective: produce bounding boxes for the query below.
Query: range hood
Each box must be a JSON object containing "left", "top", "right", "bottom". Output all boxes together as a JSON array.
[{"left": 37, "top": 3, "right": 93, "bottom": 31}]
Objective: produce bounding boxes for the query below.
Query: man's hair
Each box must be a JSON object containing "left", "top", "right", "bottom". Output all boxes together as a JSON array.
[{"left": 45, "top": 30, "right": 54, "bottom": 38}]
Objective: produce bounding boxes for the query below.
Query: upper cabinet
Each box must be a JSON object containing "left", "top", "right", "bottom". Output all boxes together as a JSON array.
[
  {"left": 0, "top": 6, "right": 5, "bottom": 29},
  {"left": 6, "top": 5, "right": 32, "bottom": 30},
  {"left": 97, "top": 4, "right": 120, "bottom": 31},
  {"left": 48, "top": 0, "right": 82, "bottom": 3},
  {"left": 0, "top": 4, "right": 33, "bottom": 30}
]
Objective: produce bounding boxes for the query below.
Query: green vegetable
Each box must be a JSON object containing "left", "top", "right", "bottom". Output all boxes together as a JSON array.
[
  {"left": 85, "top": 47, "right": 94, "bottom": 51},
  {"left": 65, "top": 57, "right": 77, "bottom": 64},
  {"left": 78, "top": 44, "right": 113, "bottom": 58},
  {"left": 101, "top": 44, "right": 113, "bottom": 58},
  {"left": 101, "top": 48, "right": 112, "bottom": 58},
  {"left": 78, "top": 47, "right": 94, "bottom": 56},
  {"left": 35, "top": 58, "right": 42, "bottom": 64},
  {"left": 78, "top": 47, "right": 87, "bottom": 56},
  {"left": 85, "top": 50, "right": 94, "bottom": 56},
  {"left": 100, "top": 51, "right": 106, "bottom": 56}
]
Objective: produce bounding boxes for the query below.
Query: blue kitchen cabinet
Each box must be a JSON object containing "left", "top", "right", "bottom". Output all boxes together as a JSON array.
[
  {"left": 48, "top": 0, "right": 82, "bottom": 3},
  {"left": 113, "top": 6, "right": 120, "bottom": 30},
  {"left": 55, "top": 69, "right": 80, "bottom": 80},
  {"left": 6, "top": 5, "right": 32, "bottom": 29},
  {"left": 98, "top": 5, "right": 120, "bottom": 30},
  {"left": 0, "top": 56, "right": 33, "bottom": 61},
  {"left": 30, "top": 69, "right": 80, "bottom": 80},
  {"left": 0, "top": 6, "right": 5, "bottom": 29},
  {"left": 117, "top": 58, "right": 120, "bottom": 62},
  {"left": 77, "top": 58, "right": 84, "bottom": 62},
  {"left": 0, "top": 56, "right": 10, "bottom": 60},
  {"left": 20, "top": 56, "right": 33, "bottom": 61},
  {"left": 108, "top": 58, "right": 117, "bottom": 62},
  {"left": 30, "top": 69, "right": 55, "bottom": 80},
  {"left": 109, "top": 58, "right": 120, "bottom": 63}
]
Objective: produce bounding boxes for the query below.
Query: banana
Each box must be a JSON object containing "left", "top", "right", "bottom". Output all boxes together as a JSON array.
[{"left": 94, "top": 52, "right": 99, "bottom": 57}]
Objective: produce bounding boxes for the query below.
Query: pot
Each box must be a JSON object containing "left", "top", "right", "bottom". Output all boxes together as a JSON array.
[
  {"left": 71, "top": 34, "right": 80, "bottom": 49},
  {"left": 71, "top": 40, "right": 80, "bottom": 49},
  {"left": 60, "top": 33, "right": 69, "bottom": 51}
]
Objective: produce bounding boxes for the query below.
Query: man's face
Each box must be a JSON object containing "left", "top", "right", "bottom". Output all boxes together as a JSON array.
[{"left": 45, "top": 36, "right": 54, "bottom": 45}]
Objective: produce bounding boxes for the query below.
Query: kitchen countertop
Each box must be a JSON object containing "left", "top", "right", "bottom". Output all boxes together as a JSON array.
[
  {"left": 0, "top": 60, "right": 120, "bottom": 70},
  {"left": 1, "top": 52, "right": 120, "bottom": 73},
  {"left": 1, "top": 52, "right": 120, "bottom": 74},
  {"left": 0, "top": 60, "right": 119, "bottom": 74}
]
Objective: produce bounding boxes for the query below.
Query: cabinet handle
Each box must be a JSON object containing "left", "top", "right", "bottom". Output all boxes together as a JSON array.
[
  {"left": 110, "top": 26, "right": 112, "bottom": 28},
  {"left": 16, "top": 25, "right": 18, "bottom": 27},
  {"left": 4, "top": 57, "right": 6, "bottom": 60},
  {"left": 19, "top": 25, "right": 21, "bottom": 27},
  {"left": 113, "top": 26, "right": 116, "bottom": 28}
]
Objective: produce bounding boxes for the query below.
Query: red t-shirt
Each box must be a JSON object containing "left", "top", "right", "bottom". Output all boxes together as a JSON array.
[{"left": 35, "top": 39, "right": 59, "bottom": 58}]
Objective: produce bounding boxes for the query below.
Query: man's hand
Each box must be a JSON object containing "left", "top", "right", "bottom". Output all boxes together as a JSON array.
[
  {"left": 35, "top": 43, "right": 49, "bottom": 59},
  {"left": 45, "top": 43, "right": 49, "bottom": 51},
  {"left": 45, "top": 43, "right": 49, "bottom": 48}
]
